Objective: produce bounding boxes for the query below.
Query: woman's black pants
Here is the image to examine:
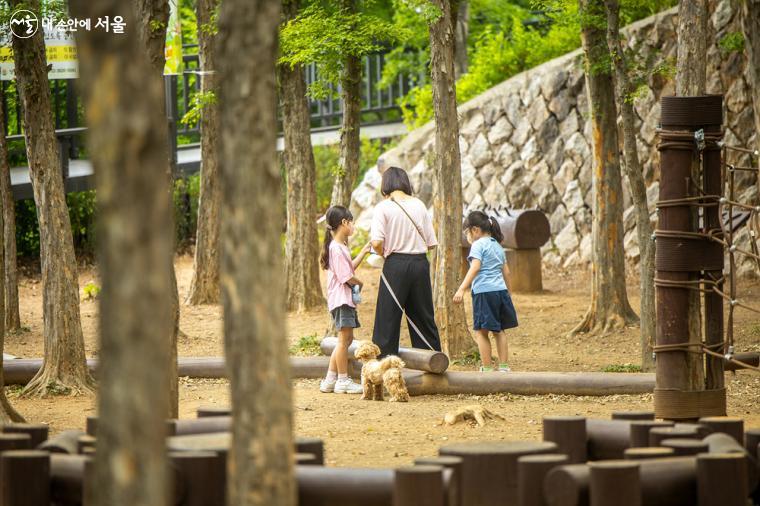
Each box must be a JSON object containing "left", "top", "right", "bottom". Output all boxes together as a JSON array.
[{"left": 372, "top": 253, "right": 442, "bottom": 357}]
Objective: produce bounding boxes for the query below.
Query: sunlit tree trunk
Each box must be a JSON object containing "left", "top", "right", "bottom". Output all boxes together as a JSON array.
[
  {"left": 330, "top": 0, "right": 362, "bottom": 208},
  {"left": 69, "top": 0, "right": 173, "bottom": 505},
  {"left": 572, "top": 0, "right": 637, "bottom": 335},
  {"left": 133, "top": 0, "right": 179, "bottom": 418},
  {"left": 429, "top": 0, "right": 471, "bottom": 357},
  {"left": 281, "top": 0, "right": 324, "bottom": 313},
  {"left": 604, "top": 0, "right": 653, "bottom": 370},
  {"left": 674, "top": 0, "right": 707, "bottom": 390},
  {"left": 187, "top": 0, "right": 222, "bottom": 305},
  {"left": 0, "top": 85, "right": 20, "bottom": 333},
  {"left": 9, "top": 0, "right": 94, "bottom": 396},
  {"left": 218, "top": 0, "right": 295, "bottom": 504}
]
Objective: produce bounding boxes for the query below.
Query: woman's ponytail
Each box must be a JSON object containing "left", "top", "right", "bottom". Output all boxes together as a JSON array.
[{"left": 489, "top": 217, "right": 504, "bottom": 244}]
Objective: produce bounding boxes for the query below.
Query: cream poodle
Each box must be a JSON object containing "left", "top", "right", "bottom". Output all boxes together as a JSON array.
[{"left": 354, "top": 342, "right": 409, "bottom": 402}]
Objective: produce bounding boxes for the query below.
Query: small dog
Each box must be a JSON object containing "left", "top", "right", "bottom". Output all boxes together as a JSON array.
[{"left": 354, "top": 342, "right": 409, "bottom": 402}]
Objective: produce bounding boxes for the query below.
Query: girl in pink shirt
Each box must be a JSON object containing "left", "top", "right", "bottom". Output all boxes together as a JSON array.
[{"left": 319, "top": 206, "right": 370, "bottom": 394}]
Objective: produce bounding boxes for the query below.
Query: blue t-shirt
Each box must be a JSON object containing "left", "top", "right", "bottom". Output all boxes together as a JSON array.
[{"left": 468, "top": 236, "right": 507, "bottom": 294}]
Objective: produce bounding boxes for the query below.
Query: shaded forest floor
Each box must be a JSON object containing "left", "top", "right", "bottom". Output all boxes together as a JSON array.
[{"left": 5, "top": 255, "right": 760, "bottom": 466}]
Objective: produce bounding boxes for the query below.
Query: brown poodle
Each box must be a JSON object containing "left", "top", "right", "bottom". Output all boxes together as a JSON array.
[{"left": 354, "top": 342, "right": 409, "bottom": 402}]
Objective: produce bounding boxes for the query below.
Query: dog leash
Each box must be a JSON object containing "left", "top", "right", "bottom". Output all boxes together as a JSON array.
[{"left": 380, "top": 271, "right": 436, "bottom": 351}]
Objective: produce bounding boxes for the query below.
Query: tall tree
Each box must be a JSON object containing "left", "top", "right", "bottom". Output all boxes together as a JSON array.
[
  {"left": 280, "top": 0, "right": 324, "bottom": 313},
  {"left": 453, "top": 0, "right": 469, "bottom": 78},
  {"left": 330, "top": 0, "right": 362, "bottom": 208},
  {"left": 133, "top": 0, "right": 179, "bottom": 418},
  {"left": 604, "top": 0, "right": 654, "bottom": 370},
  {"left": 571, "top": 0, "right": 637, "bottom": 335},
  {"left": 8, "top": 0, "right": 94, "bottom": 396},
  {"left": 742, "top": 0, "right": 760, "bottom": 179},
  {"left": 0, "top": 85, "right": 20, "bottom": 332},
  {"left": 69, "top": 1, "right": 173, "bottom": 504},
  {"left": 0, "top": 193, "right": 23, "bottom": 423},
  {"left": 673, "top": 0, "right": 707, "bottom": 389},
  {"left": 186, "top": 0, "right": 222, "bottom": 305},
  {"left": 218, "top": 0, "right": 295, "bottom": 504},
  {"left": 428, "top": 0, "right": 471, "bottom": 357}
]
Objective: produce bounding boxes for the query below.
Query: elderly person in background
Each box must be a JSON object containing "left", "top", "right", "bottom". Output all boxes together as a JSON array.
[{"left": 370, "top": 166, "right": 442, "bottom": 357}]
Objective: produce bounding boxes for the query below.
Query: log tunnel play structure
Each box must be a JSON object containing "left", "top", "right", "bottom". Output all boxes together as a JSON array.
[{"left": 2, "top": 95, "right": 760, "bottom": 505}]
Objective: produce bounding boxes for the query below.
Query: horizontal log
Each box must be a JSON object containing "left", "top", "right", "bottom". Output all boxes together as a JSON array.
[
  {"left": 2, "top": 359, "right": 653, "bottom": 396},
  {"left": 50, "top": 454, "right": 89, "bottom": 505},
  {"left": 320, "top": 337, "right": 449, "bottom": 374},
  {"left": 403, "top": 371, "right": 654, "bottom": 396},
  {"left": 3, "top": 356, "right": 359, "bottom": 385},
  {"left": 725, "top": 352, "right": 759, "bottom": 371},
  {"left": 297, "top": 466, "right": 394, "bottom": 506}
]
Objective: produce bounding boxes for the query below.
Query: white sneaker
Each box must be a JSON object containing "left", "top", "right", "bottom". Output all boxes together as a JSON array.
[
  {"left": 334, "top": 378, "right": 363, "bottom": 394},
  {"left": 319, "top": 378, "right": 337, "bottom": 393}
]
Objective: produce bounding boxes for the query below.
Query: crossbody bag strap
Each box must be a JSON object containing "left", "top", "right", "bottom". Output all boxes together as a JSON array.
[{"left": 390, "top": 197, "right": 426, "bottom": 243}]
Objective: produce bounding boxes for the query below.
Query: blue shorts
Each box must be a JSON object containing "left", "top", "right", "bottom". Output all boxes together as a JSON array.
[{"left": 472, "top": 290, "right": 518, "bottom": 332}]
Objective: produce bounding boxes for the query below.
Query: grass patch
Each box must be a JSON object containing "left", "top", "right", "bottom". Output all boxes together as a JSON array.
[
  {"left": 289, "top": 334, "right": 322, "bottom": 356},
  {"left": 452, "top": 348, "right": 482, "bottom": 367},
  {"left": 601, "top": 363, "right": 642, "bottom": 373}
]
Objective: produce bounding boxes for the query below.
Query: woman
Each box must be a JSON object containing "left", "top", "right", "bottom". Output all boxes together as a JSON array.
[{"left": 370, "top": 166, "right": 442, "bottom": 357}]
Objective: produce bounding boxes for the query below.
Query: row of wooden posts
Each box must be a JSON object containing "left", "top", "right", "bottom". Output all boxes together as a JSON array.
[{"left": 0, "top": 408, "right": 758, "bottom": 505}]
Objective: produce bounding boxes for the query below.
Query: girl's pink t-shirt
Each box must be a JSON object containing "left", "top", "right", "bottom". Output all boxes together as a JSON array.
[{"left": 326, "top": 241, "right": 355, "bottom": 311}]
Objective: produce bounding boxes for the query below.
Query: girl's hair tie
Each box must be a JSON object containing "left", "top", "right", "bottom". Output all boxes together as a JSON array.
[{"left": 326, "top": 225, "right": 333, "bottom": 231}]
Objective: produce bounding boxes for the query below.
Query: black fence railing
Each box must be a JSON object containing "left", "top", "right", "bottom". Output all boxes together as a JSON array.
[{"left": 1, "top": 47, "right": 413, "bottom": 177}]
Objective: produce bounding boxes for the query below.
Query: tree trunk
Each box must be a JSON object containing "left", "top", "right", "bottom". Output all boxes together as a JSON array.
[
  {"left": 453, "top": 0, "right": 469, "bottom": 79},
  {"left": 187, "top": 0, "right": 222, "bottom": 305},
  {"left": 8, "top": 0, "right": 94, "bottom": 396},
  {"left": 218, "top": 1, "right": 295, "bottom": 505},
  {"left": 674, "top": 0, "right": 707, "bottom": 390},
  {"left": 69, "top": 1, "right": 173, "bottom": 504},
  {"left": 742, "top": 0, "right": 760, "bottom": 187},
  {"left": 133, "top": 0, "right": 179, "bottom": 418},
  {"left": 0, "top": 185, "right": 23, "bottom": 423},
  {"left": 604, "top": 0, "right": 654, "bottom": 371},
  {"left": 0, "top": 85, "right": 20, "bottom": 333},
  {"left": 429, "top": 0, "right": 471, "bottom": 357},
  {"left": 330, "top": 0, "right": 362, "bottom": 208},
  {"left": 572, "top": 0, "right": 637, "bottom": 335},
  {"left": 281, "top": 0, "right": 325, "bottom": 313}
]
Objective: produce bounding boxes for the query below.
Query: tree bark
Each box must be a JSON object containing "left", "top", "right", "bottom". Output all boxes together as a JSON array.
[
  {"left": 0, "top": 85, "right": 20, "bottom": 333},
  {"left": 453, "top": 0, "right": 469, "bottom": 79},
  {"left": 187, "top": 0, "right": 222, "bottom": 305},
  {"left": 742, "top": 0, "right": 760, "bottom": 188},
  {"left": 70, "top": 0, "right": 173, "bottom": 506},
  {"left": 8, "top": 0, "right": 94, "bottom": 396},
  {"left": 572, "top": 0, "right": 637, "bottom": 335},
  {"left": 218, "top": 1, "right": 295, "bottom": 505},
  {"left": 280, "top": 0, "right": 325, "bottom": 313},
  {"left": 330, "top": 0, "right": 362, "bottom": 208},
  {"left": 69, "top": 1, "right": 173, "bottom": 504},
  {"left": 604, "top": 0, "right": 654, "bottom": 370},
  {"left": 0, "top": 181, "right": 24, "bottom": 423},
  {"left": 133, "top": 0, "right": 179, "bottom": 418},
  {"left": 674, "top": 0, "right": 707, "bottom": 390},
  {"left": 429, "top": 0, "right": 471, "bottom": 357}
]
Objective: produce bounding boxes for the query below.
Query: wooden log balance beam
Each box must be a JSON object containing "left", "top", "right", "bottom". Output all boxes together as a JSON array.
[
  {"left": 2, "top": 357, "right": 654, "bottom": 396},
  {"left": 320, "top": 337, "right": 450, "bottom": 374}
]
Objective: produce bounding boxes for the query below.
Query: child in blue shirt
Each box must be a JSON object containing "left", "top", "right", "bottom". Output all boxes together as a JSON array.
[{"left": 454, "top": 211, "right": 518, "bottom": 372}]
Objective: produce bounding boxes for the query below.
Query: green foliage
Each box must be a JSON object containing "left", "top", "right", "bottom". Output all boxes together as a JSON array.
[
  {"left": 719, "top": 31, "right": 745, "bottom": 54},
  {"left": 311, "top": 137, "right": 394, "bottom": 212},
  {"left": 289, "top": 334, "right": 323, "bottom": 356},
  {"left": 82, "top": 282, "right": 101, "bottom": 301},
  {"left": 180, "top": 0, "right": 200, "bottom": 46},
  {"left": 601, "top": 363, "right": 642, "bottom": 373},
  {"left": 451, "top": 348, "right": 483, "bottom": 366},
  {"left": 350, "top": 227, "right": 370, "bottom": 257},
  {"left": 279, "top": 2, "right": 400, "bottom": 99},
  {"left": 180, "top": 90, "right": 217, "bottom": 128}
]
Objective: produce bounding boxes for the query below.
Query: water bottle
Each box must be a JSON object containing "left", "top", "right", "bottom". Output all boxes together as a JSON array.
[{"left": 352, "top": 284, "right": 362, "bottom": 305}]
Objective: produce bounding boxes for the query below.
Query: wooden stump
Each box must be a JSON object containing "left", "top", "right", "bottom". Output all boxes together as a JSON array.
[{"left": 505, "top": 249, "right": 542, "bottom": 293}]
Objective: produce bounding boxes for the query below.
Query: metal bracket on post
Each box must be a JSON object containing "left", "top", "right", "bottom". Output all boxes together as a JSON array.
[{"left": 694, "top": 129, "right": 705, "bottom": 152}]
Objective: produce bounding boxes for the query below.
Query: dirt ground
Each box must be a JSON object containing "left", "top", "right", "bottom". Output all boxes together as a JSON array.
[{"left": 5, "top": 255, "right": 760, "bottom": 467}]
